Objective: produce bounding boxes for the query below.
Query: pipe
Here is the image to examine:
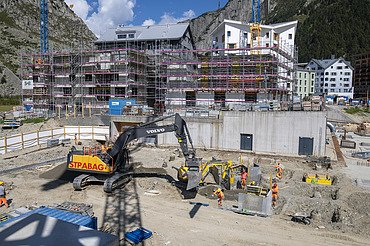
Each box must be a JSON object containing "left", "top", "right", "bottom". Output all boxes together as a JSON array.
[{"left": 327, "top": 122, "right": 335, "bottom": 133}]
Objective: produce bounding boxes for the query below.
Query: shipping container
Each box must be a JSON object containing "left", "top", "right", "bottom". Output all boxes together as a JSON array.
[{"left": 109, "top": 98, "right": 136, "bottom": 115}]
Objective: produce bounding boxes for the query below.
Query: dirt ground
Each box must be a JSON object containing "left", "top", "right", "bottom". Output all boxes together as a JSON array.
[{"left": 0, "top": 144, "right": 370, "bottom": 245}]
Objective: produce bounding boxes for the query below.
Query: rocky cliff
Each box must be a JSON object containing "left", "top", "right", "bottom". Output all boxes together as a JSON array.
[
  {"left": 190, "top": 0, "right": 370, "bottom": 63},
  {"left": 189, "top": 0, "right": 271, "bottom": 50},
  {"left": 0, "top": 0, "right": 96, "bottom": 96}
]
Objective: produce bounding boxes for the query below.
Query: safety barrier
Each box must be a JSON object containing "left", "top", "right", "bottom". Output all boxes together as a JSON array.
[{"left": 0, "top": 125, "right": 109, "bottom": 155}]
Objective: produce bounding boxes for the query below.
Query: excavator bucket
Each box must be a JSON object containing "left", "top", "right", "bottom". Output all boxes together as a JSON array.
[
  {"left": 186, "top": 169, "right": 201, "bottom": 190},
  {"left": 186, "top": 158, "right": 202, "bottom": 190}
]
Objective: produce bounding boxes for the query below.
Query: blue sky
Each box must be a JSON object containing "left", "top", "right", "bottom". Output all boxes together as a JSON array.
[{"left": 64, "top": 0, "right": 228, "bottom": 36}]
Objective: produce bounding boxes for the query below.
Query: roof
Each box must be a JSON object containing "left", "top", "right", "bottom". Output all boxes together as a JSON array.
[
  {"left": 0, "top": 213, "right": 118, "bottom": 246},
  {"left": 309, "top": 58, "right": 354, "bottom": 70},
  {"left": 210, "top": 19, "right": 298, "bottom": 35},
  {"left": 97, "top": 22, "right": 190, "bottom": 42},
  {"left": 0, "top": 207, "right": 97, "bottom": 229}
]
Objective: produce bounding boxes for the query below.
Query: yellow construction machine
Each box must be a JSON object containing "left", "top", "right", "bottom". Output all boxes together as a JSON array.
[
  {"left": 67, "top": 113, "right": 201, "bottom": 192},
  {"left": 177, "top": 159, "right": 245, "bottom": 189}
]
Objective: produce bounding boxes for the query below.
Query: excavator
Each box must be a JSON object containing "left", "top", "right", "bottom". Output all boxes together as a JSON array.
[{"left": 66, "top": 113, "right": 202, "bottom": 192}]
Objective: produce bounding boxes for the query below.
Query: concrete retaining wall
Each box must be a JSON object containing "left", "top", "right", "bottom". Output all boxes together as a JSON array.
[{"left": 157, "top": 111, "right": 327, "bottom": 157}]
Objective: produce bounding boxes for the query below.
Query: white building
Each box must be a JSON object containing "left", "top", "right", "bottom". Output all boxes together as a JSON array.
[
  {"left": 210, "top": 19, "right": 298, "bottom": 91},
  {"left": 306, "top": 57, "right": 354, "bottom": 99},
  {"left": 296, "top": 68, "right": 315, "bottom": 98}
]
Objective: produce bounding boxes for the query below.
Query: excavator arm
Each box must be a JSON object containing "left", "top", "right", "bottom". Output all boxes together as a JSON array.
[{"left": 107, "top": 113, "right": 201, "bottom": 190}]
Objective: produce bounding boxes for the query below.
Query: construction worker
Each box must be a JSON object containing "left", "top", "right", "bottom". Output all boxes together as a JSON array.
[
  {"left": 272, "top": 183, "right": 279, "bottom": 207},
  {"left": 0, "top": 181, "right": 9, "bottom": 208},
  {"left": 275, "top": 162, "right": 283, "bottom": 180},
  {"left": 101, "top": 144, "right": 106, "bottom": 153},
  {"left": 213, "top": 188, "right": 224, "bottom": 207},
  {"left": 241, "top": 169, "right": 248, "bottom": 189}
]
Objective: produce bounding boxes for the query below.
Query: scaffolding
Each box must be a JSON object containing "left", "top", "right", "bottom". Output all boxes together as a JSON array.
[
  {"left": 161, "top": 44, "right": 295, "bottom": 110},
  {"left": 20, "top": 39, "right": 296, "bottom": 115}
]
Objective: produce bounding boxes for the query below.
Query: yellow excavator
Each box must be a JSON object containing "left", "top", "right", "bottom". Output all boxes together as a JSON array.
[
  {"left": 177, "top": 159, "right": 243, "bottom": 189},
  {"left": 67, "top": 113, "right": 201, "bottom": 192}
]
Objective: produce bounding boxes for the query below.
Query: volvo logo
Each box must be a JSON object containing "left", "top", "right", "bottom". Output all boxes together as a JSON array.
[{"left": 146, "top": 128, "right": 165, "bottom": 134}]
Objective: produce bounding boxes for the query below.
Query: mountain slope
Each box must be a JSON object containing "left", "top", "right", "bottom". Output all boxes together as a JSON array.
[
  {"left": 0, "top": 0, "right": 96, "bottom": 96},
  {"left": 190, "top": 0, "right": 370, "bottom": 62},
  {"left": 268, "top": 0, "right": 370, "bottom": 62}
]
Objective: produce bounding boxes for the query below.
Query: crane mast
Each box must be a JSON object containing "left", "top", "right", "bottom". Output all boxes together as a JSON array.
[{"left": 40, "top": 0, "right": 49, "bottom": 54}]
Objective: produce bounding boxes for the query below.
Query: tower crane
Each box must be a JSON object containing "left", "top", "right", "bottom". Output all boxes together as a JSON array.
[{"left": 40, "top": 0, "right": 49, "bottom": 54}]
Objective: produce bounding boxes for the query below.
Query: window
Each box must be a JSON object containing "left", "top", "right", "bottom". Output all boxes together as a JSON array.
[
  {"left": 344, "top": 72, "right": 351, "bottom": 75},
  {"left": 299, "top": 87, "right": 301, "bottom": 92},
  {"left": 228, "top": 43, "right": 236, "bottom": 49},
  {"left": 128, "top": 33, "right": 135, "bottom": 38},
  {"left": 227, "top": 31, "right": 231, "bottom": 37},
  {"left": 305, "top": 81, "right": 307, "bottom": 86},
  {"left": 344, "top": 84, "right": 350, "bottom": 87},
  {"left": 63, "top": 87, "right": 71, "bottom": 95},
  {"left": 344, "top": 89, "right": 348, "bottom": 92},
  {"left": 185, "top": 91, "right": 196, "bottom": 107},
  {"left": 299, "top": 73, "right": 301, "bottom": 78},
  {"left": 85, "top": 74, "right": 92, "bottom": 82},
  {"left": 325, "top": 72, "right": 329, "bottom": 75},
  {"left": 222, "top": 34, "right": 225, "bottom": 43},
  {"left": 344, "top": 78, "right": 349, "bottom": 81},
  {"left": 299, "top": 80, "right": 302, "bottom": 85},
  {"left": 331, "top": 84, "right": 336, "bottom": 87},
  {"left": 324, "top": 89, "right": 328, "bottom": 93},
  {"left": 325, "top": 78, "right": 328, "bottom": 81},
  {"left": 331, "top": 72, "right": 337, "bottom": 76},
  {"left": 304, "top": 87, "right": 307, "bottom": 92},
  {"left": 266, "top": 32, "right": 269, "bottom": 38},
  {"left": 311, "top": 74, "right": 314, "bottom": 79},
  {"left": 215, "top": 37, "right": 218, "bottom": 42},
  {"left": 288, "top": 34, "right": 293, "bottom": 39},
  {"left": 337, "top": 66, "right": 342, "bottom": 69},
  {"left": 115, "top": 87, "right": 125, "bottom": 96},
  {"left": 117, "top": 34, "right": 127, "bottom": 39},
  {"left": 304, "top": 73, "right": 307, "bottom": 78},
  {"left": 338, "top": 89, "right": 341, "bottom": 92},
  {"left": 324, "top": 83, "right": 328, "bottom": 86},
  {"left": 266, "top": 43, "right": 269, "bottom": 47},
  {"left": 345, "top": 66, "right": 348, "bottom": 69},
  {"left": 330, "top": 78, "right": 335, "bottom": 81},
  {"left": 330, "top": 89, "right": 335, "bottom": 92},
  {"left": 287, "top": 83, "right": 291, "bottom": 88}
]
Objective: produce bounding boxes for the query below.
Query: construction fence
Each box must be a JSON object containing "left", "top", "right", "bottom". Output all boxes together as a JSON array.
[{"left": 0, "top": 126, "right": 109, "bottom": 155}]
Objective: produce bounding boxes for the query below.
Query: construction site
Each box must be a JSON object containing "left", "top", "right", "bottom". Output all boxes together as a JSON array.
[{"left": 1, "top": 0, "right": 370, "bottom": 245}]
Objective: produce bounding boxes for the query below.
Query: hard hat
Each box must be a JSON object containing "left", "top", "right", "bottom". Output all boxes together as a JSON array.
[
  {"left": 0, "top": 181, "right": 4, "bottom": 185},
  {"left": 251, "top": 181, "right": 255, "bottom": 185},
  {"left": 215, "top": 188, "right": 221, "bottom": 193}
]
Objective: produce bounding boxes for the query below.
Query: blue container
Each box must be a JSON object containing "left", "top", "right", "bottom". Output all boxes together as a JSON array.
[
  {"left": 24, "top": 104, "right": 33, "bottom": 111},
  {"left": 109, "top": 98, "right": 136, "bottom": 115},
  {"left": 0, "top": 207, "right": 97, "bottom": 229}
]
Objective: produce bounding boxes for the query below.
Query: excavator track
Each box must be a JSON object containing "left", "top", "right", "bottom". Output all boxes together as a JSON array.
[
  {"left": 73, "top": 174, "right": 91, "bottom": 191},
  {"left": 103, "top": 173, "right": 132, "bottom": 193}
]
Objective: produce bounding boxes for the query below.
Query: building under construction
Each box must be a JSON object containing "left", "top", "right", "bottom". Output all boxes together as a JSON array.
[{"left": 20, "top": 21, "right": 297, "bottom": 115}]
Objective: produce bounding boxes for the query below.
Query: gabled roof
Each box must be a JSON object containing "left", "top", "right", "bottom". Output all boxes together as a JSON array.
[
  {"left": 308, "top": 58, "right": 353, "bottom": 70},
  {"left": 97, "top": 23, "right": 190, "bottom": 42}
]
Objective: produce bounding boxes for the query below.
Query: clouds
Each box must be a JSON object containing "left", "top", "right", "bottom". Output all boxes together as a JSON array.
[
  {"left": 142, "top": 18, "right": 155, "bottom": 26},
  {"left": 65, "top": 1, "right": 196, "bottom": 36},
  {"left": 65, "top": 0, "right": 136, "bottom": 37},
  {"left": 141, "top": 10, "right": 196, "bottom": 26},
  {"left": 64, "top": 0, "right": 90, "bottom": 20}
]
